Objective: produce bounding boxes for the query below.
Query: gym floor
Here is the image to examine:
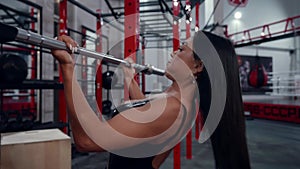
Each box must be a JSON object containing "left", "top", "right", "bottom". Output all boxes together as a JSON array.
[{"left": 71, "top": 118, "right": 300, "bottom": 169}]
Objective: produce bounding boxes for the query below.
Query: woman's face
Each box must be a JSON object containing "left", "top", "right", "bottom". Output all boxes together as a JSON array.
[{"left": 165, "top": 38, "right": 202, "bottom": 81}]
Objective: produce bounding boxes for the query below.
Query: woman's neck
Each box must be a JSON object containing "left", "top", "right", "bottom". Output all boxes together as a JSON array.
[
  {"left": 164, "top": 81, "right": 197, "bottom": 114},
  {"left": 167, "top": 78, "right": 196, "bottom": 92},
  {"left": 165, "top": 80, "right": 197, "bottom": 101}
]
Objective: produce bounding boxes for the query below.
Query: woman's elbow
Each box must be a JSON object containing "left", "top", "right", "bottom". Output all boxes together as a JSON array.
[{"left": 74, "top": 138, "right": 105, "bottom": 152}]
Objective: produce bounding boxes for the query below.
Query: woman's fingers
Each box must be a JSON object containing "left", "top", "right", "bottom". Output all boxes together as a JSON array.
[
  {"left": 122, "top": 57, "right": 136, "bottom": 78},
  {"left": 51, "top": 35, "right": 78, "bottom": 65},
  {"left": 58, "top": 35, "right": 78, "bottom": 54},
  {"left": 125, "top": 57, "right": 134, "bottom": 63}
]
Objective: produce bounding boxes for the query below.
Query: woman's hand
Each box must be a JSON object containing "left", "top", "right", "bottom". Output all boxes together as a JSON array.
[
  {"left": 122, "top": 57, "right": 146, "bottom": 99},
  {"left": 122, "top": 57, "right": 136, "bottom": 80},
  {"left": 51, "top": 35, "right": 78, "bottom": 66}
]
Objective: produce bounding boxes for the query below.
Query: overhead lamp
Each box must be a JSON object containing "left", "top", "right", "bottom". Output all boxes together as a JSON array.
[
  {"left": 173, "top": 0, "right": 179, "bottom": 7},
  {"left": 234, "top": 11, "right": 242, "bottom": 19},
  {"left": 185, "top": 4, "right": 191, "bottom": 11}
]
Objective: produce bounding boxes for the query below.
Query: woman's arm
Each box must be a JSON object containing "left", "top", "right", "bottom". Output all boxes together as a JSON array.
[
  {"left": 51, "top": 36, "right": 104, "bottom": 152},
  {"left": 66, "top": 76, "right": 181, "bottom": 151},
  {"left": 152, "top": 149, "right": 173, "bottom": 169},
  {"left": 52, "top": 36, "right": 182, "bottom": 153},
  {"left": 123, "top": 58, "right": 146, "bottom": 100},
  {"left": 61, "top": 64, "right": 104, "bottom": 152}
]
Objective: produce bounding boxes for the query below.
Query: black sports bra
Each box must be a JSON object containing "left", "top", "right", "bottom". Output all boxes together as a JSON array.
[
  {"left": 107, "top": 98, "right": 187, "bottom": 169},
  {"left": 111, "top": 99, "right": 153, "bottom": 118},
  {"left": 107, "top": 99, "right": 154, "bottom": 169}
]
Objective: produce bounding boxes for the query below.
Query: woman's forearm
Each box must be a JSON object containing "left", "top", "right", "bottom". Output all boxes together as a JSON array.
[
  {"left": 60, "top": 64, "right": 104, "bottom": 152},
  {"left": 125, "top": 77, "right": 146, "bottom": 100}
]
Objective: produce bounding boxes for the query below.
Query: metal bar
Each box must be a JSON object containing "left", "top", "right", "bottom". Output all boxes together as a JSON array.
[
  {"left": 101, "top": 13, "right": 119, "bottom": 17},
  {"left": 81, "top": 27, "right": 88, "bottom": 96},
  {"left": 141, "top": 22, "right": 170, "bottom": 26},
  {"left": 140, "top": 14, "right": 163, "bottom": 17},
  {"left": 146, "top": 46, "right": 173, "bottom": 49},
  {"left": 124, "top": 0, "right": 140, "bottom": 100},
  {"left": 235, "top": 30, "right": 300, "bottom": 48},
  {"left": 0, "top": 23, "right": 165, "bottom": 76},
  {"left": 95, "top": 9, "right": 103, "bottom": 118},
  {"left": 4, "top": 42, "right": 52, "bottom": 54},
  {"left": 229, "top": 15, "right": 300, "bottom": 36},
  {"left": 140, "top": 1, "right": 160, "bottom": 7},
  {"left": 112, "top": 7, "right": 124, "bottom": 10},
  {"left": 66, "top": 0, "right": 123, "bottom": 34},
  {"left": 141, "top": 18, "right": 165, "bottom": 22},
  {"left": 145, "top": 29, "right": 173, "bottom": 33},
  {"left": 105, "top": 0, "right": 119, "bottom": 20},
  {"left": 2, "top": 9, "right": 24, "bottom": 28},
  {"left": 30, "top": 7, "right": 37, "bottom": 116},
  {"left": 161, "top": 0, "right": 173, "bottom": 16},
  {"left": 103, "top": 9, "right": 162, "bottom": 17},
  {"left": 59, "top": 0, "right": 68, "bottom": 133},
  {"left": 158, "top": 0, "right": 165, "bottom": 13},
  {"left": 185, "top": 0, "right": 192, "bottom": 160},
  {"left": 234, "top": 27, "right": 300, "bottom": 45},
  {"left": 140, "top": 9, "right": 163, "bottom": 13},
  {"left": 67, "top": 0, "right": 97, "bottom": 17},
  {"left": 68, "top": 28, "right": 94, "bottom": 38},
  {"left": 179, "top": 0, "right": 185, "bottom": 17},
  {"left": 0, "top": 3, "right": 37, "bottom": 22},
  {"left": 150, "top": 25, "right": 173, "bottom": 29},
  {"left": 141, "top": 34, "right": 169, "bottom": 38},
  {"left": 141, "top": 20, "right": 169, "bottom": 24},
  {"left": 112, "top": 1, "right": 160, "bottom": 10},
  {"left": 173, "top": 0, "right": 181, "bottom": 168},
  {"left": 244, "top": 45, "right": 294, "bottom": 52},
  {"left": 0, "top": 80, "right": 63, "bottom": 89},
  {"left": 141, "top": 36, "right": 146, "bottom": 94},
  {"left": 158, "top": 0, "right": 173, "bottom": 27},
  {"left": 17, "top": 0, "right": 43, "bottom": 10},
  {"left": 194, "top": 1, "right": 200, "bottom": 141}
]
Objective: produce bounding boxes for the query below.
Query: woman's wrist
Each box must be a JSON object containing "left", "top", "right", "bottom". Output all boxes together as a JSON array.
[
  {"left": 60, "top": 63, "right": 75, "bottom": 70},
  {"left": 59, "top": 64, "right": 75, "bottom": 81}
]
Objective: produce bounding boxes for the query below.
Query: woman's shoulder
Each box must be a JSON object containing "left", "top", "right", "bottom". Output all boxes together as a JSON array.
[{"left": 150, "top": 93, "right": 183, "bottom": 111}]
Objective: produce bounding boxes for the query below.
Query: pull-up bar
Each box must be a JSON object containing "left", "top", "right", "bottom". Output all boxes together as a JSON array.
[{"left": 0, "top": 23, "right": 165, "bottom": 76}]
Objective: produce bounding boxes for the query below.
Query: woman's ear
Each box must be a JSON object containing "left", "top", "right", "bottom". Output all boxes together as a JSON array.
[{"left": 194, "top": 60, "right": 203, "bottom": 75}]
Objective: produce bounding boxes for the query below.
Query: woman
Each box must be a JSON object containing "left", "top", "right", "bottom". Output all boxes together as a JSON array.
[{"left": 51, "top": 31, "right": 250, "bottom": 169}]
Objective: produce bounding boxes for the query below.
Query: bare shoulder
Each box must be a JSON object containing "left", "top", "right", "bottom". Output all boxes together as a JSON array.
[
  {"left": 106, "top": 95, "right": 183, "bottom": 138},
  {"left": 160, "top": 96, "right": 182, "bottom": 114}
]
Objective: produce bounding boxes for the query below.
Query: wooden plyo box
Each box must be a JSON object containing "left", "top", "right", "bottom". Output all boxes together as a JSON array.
[{"left": 1, "top": 129, "right": 71, "bottom": 169}]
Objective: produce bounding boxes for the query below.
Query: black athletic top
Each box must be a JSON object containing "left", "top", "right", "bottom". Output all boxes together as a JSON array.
[
  {"left": 107, "top": 154, "right": 155, "bottom": 169},
  {"left": 106, "top": 98, "right": 187, "bottom": 169}
]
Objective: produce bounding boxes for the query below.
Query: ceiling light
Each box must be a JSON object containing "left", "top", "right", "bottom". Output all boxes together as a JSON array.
[
  {"left": 173, "top": 1, "right": 179, "bottom": 7},
  {"left": 234, "top": 12, "right": 242, "bottom": 19}
]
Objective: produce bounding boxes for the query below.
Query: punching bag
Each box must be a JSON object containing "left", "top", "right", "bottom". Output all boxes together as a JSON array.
[{"left": 248, "top": 56, "right": 268, "bottom": 88}]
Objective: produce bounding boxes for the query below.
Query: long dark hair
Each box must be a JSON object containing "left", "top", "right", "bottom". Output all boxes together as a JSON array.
[{"left": 193, "top": 31, "right": 251, "bottom": 169}]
